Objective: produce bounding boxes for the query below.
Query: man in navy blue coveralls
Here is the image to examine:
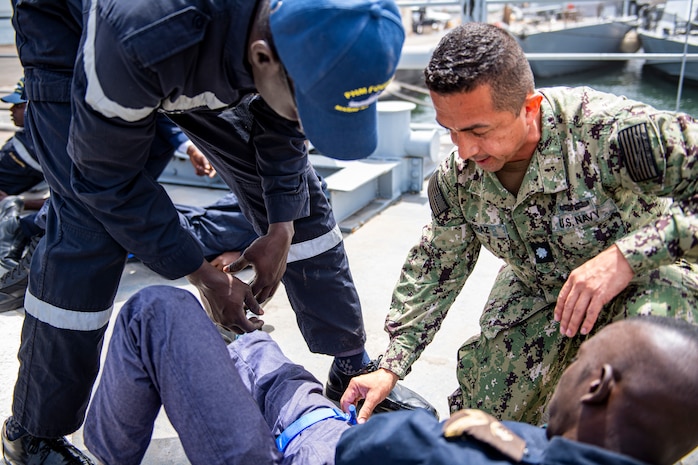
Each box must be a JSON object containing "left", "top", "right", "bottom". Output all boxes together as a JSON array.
[
  {"left": 3, "top": 0, "right": 425, "bottom": 463},
  {"left": 0, "top": 77, "right": 257, "bottom": 270},
  {"left": 0, "top": 78, "right": 44, "bottom": 208}
]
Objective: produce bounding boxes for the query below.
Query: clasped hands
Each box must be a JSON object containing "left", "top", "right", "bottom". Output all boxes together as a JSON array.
[{"left": 189, "top": 221, "right": 294, "bottom": 334}]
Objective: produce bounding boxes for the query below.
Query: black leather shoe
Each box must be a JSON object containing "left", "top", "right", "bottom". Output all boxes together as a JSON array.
[
  {"left": 2, "top": 419, "right": 94, "bottom": 465},
  {"left": 0, "top": 196, "right": 22, "bottom": 222},
  {"left": 0, "top": 196, "right": 24, "bottom": 268},
  {"left": 0, "top": 235, "right": 39, "bottom": 313},
  {"left": 324, "top": 356, "right": 439, "bottom": 419},
  {"left": 4, "top": 232, "right": 28, "bottom": 264}
]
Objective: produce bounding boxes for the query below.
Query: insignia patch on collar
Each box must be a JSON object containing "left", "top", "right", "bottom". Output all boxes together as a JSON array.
[
  {"left": 531, "top": 241, "right": 554, "bottom": 263},
  {"left": 618, "top": 123, "right": 660, "bottom": 182},
  {"left": 443, "top": 409, "right": 527, "bottom": 462},
  {"left": 428, "top": 172, "right": 449, "bottom": 218}
]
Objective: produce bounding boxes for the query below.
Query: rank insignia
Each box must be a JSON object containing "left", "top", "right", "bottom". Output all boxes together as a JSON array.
[
  {"left": 531, "top": 241, "right": 554, "bottom": 264},
  {"left": 443, "top": 409, "right": 527, "bottom": 462}
]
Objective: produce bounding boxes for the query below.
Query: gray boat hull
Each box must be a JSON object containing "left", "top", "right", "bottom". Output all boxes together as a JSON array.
[
  {"left": 515, "top": 20, "right": 635, "bottom": 78},
  {"left": 638, "top": 30, "right": 698, "bottom": 83}
]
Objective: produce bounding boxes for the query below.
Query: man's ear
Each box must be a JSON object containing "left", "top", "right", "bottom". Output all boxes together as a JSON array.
[
  {"left": 523, "top": 92, "right": 543, "bottom": 121},
  {"left": 248, "top": 40, "right": 280, "bottom": 74},
  {"left": 581, "top": 364, "right": 615, "bottom": 405}
]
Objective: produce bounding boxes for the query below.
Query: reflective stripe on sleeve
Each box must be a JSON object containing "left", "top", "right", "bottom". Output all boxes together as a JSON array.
[
  {"left": 82, "top": 0, "right": 154, "bottom": 122},
  {"left": 83, "top": 0, "right": 227, "bottom": 120},
  {"left": 287, "top": 224, "right": 343, "bottom": 263}
]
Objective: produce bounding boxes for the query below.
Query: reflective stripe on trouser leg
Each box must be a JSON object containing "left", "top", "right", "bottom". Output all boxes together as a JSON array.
[
  {"left": 14, "top": 100, "right": 123, "bottom": 437},
  {"left": 17, "top": 195, "right": 124, "bottom": 436},
  {"left": 13, "top": 313, "right": 107, "bottom": 438},
  {"left": 283, "top": 239, "right": 366, "bottom": 355},
  {"left": 280, "top": 166, "right": 365, "bottom": 355},
  {"left": 215, "top": 159, "right": 365, "bottom": 355}
]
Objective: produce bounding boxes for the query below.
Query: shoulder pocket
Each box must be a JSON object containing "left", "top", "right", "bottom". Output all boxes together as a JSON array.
[{"left": 123, "top": 7, "right": 210, "bottom": 68}]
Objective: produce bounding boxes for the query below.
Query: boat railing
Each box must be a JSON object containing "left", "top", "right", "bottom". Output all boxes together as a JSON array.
[{"left": 395, "top": 0, "right": 698, "bottom": 111}]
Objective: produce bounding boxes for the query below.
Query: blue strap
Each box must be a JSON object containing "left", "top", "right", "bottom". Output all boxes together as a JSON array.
[{"left": 275, "top": 405, "right": 357, "bottom": 452}]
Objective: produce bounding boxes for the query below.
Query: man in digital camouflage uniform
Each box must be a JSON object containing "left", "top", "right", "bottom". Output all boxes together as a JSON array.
[{"left": 340, "top": 22, "right": 698, "bottom": 425}]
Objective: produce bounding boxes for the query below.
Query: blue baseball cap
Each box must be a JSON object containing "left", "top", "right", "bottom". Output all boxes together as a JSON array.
[
  {"left": 0, "top": 78, "right": 26, "bottom": 105},
  {"left": 270, "top": 0, "right": 405, "bottom": 160}
]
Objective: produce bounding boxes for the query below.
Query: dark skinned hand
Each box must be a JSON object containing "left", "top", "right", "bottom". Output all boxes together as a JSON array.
[
  {"left": 225, "top": 221, "right": 294, "bottom": 305},
  {"left": 187, "top": 260, "right": 264, "bottom": 334}
]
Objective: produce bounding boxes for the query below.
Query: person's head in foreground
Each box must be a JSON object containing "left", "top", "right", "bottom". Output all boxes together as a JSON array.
[
  {"left": 423, "top": 22, "right": 542, "bottom": 172},
  {"left": 545, "top": 316, "right": 698, "bottom": 465},
  {"left": 336, "top": 316, "right": 698, "bottom": 465}
]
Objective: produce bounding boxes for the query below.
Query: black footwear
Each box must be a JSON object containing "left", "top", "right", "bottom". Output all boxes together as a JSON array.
[
  {"left": 0, "top": 196, "right": 22, "bottom": 222},
  {"left": 0, "top": 235, "right": 39, "bottom": 313},
  {"left": 325, "top": 356, "right": 439, "bottom": 419},
  {"left": 0, "top": 257, "right": 19, "bottom": 279},
  {"left": 0, "top": 231, "right": 28, "bottom": 280},
  {"left": 2, "top": 418, "right": 94, "bottom": 465},
  {"left": 5, "top": 231, "right": 28, "bottom": 264},
  {"left": 0, "top": 196, "right": 25, "bottom": 268}
]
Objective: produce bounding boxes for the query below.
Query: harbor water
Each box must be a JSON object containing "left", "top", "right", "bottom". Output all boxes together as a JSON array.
[
  {"left": 537, "top": 60, "right": 698, "bottom": 116},
  {"left": 410, "top": 59, "right": 698, "bottom": 125}
]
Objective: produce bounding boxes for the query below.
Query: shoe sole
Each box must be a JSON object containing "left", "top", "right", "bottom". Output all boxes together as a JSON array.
[{"left": 0, "top": 295, "right": 23, "bottom": 313}]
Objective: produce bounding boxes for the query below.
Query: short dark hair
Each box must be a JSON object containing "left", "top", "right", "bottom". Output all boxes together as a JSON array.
[
  {"left": 631, "top": 315, "right": 698, "bottom": 344},
  {"left": 256, "top": 0, "right": 279, "bottom": 59},
  {"left": 424, "top": 22, "right": 534, "bottom": 114}
]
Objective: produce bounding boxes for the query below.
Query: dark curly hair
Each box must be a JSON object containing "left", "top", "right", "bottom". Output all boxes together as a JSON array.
[{"left": 424, "top": 22, "right": 534, "bottom": 114}]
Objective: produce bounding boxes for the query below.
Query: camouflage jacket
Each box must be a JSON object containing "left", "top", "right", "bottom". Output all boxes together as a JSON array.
[{"left": 380, "top": 86, "right": 698, "bottom": 378}]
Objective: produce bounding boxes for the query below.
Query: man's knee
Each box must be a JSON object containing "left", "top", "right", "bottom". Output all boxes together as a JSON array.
[
  {"left": 609, "top": 269, "right": 698, "bottom": 323},
  {"left": 119, "top": 286, "right": 198, "bottom": 326},
  {"left": 455, "top": 317, "right": 574, "bottom": 423}
]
